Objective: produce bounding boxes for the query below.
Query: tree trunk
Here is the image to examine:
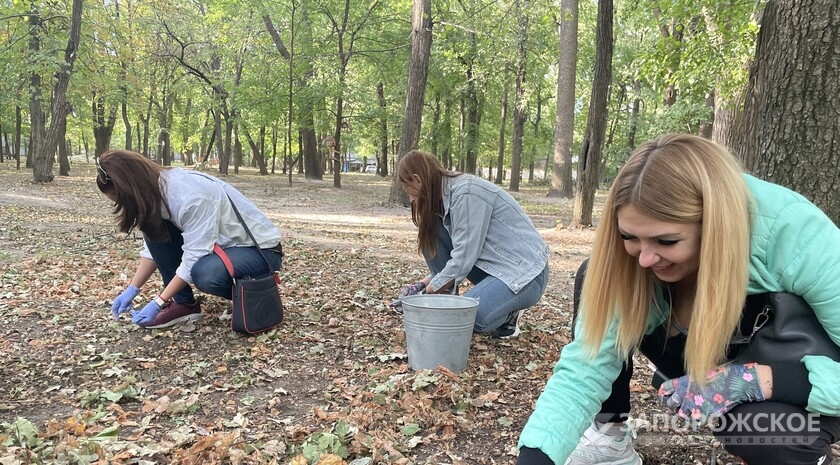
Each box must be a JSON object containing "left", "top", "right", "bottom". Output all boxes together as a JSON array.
[
  {"left": 389, "top": 0, "right": 432, "bottom": 204},
  {"left": 244, "top": 128, "right": 269, "bottom": 175},
  {"left": 653, "top": 8, "right": 684, "bottom": 106},
  {"left": 733, "top": 0, "right": 840, "bottom": 225},
  {"left": 377, "top": 81, "right": 389, "bottom": 177},
  {"left": 509, "top": 0, "right": 529, "bottom": 192},
  {"left": 431, "top": 92, "right": 441, "bottom": 158},
  {"left": 212, "top": 109, "right": 224, "bottom": 171},
  {"left": 530, "top": 86, "right": 543, "bottom": 183},
  {"left": 711, "top": 93, "right": 739, "bottom": 150},
  {"left": 158, "top": 87, "right": 173, "bottom": 166},
  {"left": 233, "top": 122, "right": 242, "bottom": 174},
  {"left": 93, "top": 93, "right": 117, "bottom": 157},
  {"left": 572, "top": 0, "right": 613, "bottom": 227},
  {"left": 698, "top": 91, "right": 715, "bottom": 138},
  {"left": 496, "top": 64, "right": 510, "bottom": 185},
  {"left": 333, "top": 96, "right": 345, "bottom": 188},
  {"left": 122, "top": 100, "right": 132, "bottom": 151},
  {"left": 441, "top": 98, "right": 453, "bottom": 169},
  {"left": 28, "top": 4, "right": 48, "bottom": 181},
  {"left": 627, "top": 79, "right": 641, "bottom": 149},
  {"left": 15, "top": 105, "right": 22, "bottom": 170},
  {"left": 221, "top": 108, "right": 233, "bottom": 174},
  {"left": 57, "top": 116, "right": 70, "bottom": 176},
  {"left": 31, "top": 0, "right": 82, "bottom": 183},
  {"left": 462, "top": 35, "right": 481, "bottom": 175},
  {"left": 548, "top": 0, "right": 578, "bottom": 198}
]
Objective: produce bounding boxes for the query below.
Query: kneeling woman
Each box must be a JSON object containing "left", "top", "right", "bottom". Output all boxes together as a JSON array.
[
  {"left": 516, "top": 134, "right": 840, "bottom": 465},
  {"left": 96, "top": 150, "right": 284, "bottom": 329},
  {"left": 395, "top": 150, "right": 549, "bottom": 338}
]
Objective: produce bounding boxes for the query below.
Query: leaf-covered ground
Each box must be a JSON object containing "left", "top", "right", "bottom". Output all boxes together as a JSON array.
[{"left": 1, "top": 161, "right": 835, "bottom": 465}]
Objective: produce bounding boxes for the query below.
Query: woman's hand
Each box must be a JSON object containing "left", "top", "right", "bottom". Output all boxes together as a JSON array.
[
  {"left": 131, "top": 300, "right": 161, "bottom": 326},
  {"left": 398, "top": 281, "right": 427, "bottom": 299},
  {"left": 657, "top": 363, "right": 765, "bottom": 421},
  {"left": 111, "top": 285, "right": 140, "bottom": 319}
]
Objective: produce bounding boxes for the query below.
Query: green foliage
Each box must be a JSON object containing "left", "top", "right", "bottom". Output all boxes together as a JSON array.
[
  {"left": 0, "top": 0, "right": 765, "bottom": 179},
  {"left": 297, "top": 420, "right": 356, "bottom": 462},
  {"left": 78, "top": 384, "right": 141, "bottom": 408},
  {"left": 0, "top": 417, "right": 42, "bottom": 449}
]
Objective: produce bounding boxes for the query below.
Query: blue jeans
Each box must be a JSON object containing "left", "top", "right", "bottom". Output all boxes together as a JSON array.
[
  {"left": 424, "top": 222, "right": 549, "bottom": 333},
  {"left": 144, "top": 221, "right": 283, "bottom": 302}
]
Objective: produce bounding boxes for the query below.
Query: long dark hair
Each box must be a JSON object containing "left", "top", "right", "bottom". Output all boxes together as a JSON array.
[
  {"left": 96, "top": 150, "right": 170, "bottom": 242},
  {"left": 396, "top": 150, "right": 461, "bottom": 257}
]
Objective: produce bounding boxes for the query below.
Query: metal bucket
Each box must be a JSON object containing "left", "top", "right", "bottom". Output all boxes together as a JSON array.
[{"left": 400, "top": 294, "right": 478, "bottom": 372}]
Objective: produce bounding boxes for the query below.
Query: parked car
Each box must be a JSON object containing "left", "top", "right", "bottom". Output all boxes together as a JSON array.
[{"left": 365, "top": 164, "right": 377, "bottom": 173}]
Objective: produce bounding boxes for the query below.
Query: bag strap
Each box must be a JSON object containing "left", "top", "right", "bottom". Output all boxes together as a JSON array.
[
  {"left": 213, "top": 194, "right": 279, "bottom": 283},
  {"left": 214, "top": 243, "right": 235, "bottom": 277},
  {"left": 224, "top": 193, "right": 274, "bottom": 272}
]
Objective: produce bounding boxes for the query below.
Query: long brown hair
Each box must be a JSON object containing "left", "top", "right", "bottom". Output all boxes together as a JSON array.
[
  {"left": 96, "top": 150, "right": 170, "bottom": 242},
  {"left": 581, "top": 134, "right": 751, "bottom": 383},
  {"left": 396, "top": 150, "right": 461, "bottom": 257}
]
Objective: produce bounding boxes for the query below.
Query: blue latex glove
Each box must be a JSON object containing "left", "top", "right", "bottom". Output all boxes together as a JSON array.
[
  {"left": 111, "top": 285, "right": 141, "bottom": 320},
  {"left": 657, "top": 363, "right": 765, "bottom": 421},
  {"left": 131, "top": 300, "right": 161, "bottom": 326}
]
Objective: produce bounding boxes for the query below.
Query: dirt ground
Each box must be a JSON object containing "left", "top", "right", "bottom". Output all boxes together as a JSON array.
[{"left": 0, "top": 161, "right": 835, "bottom": 464}]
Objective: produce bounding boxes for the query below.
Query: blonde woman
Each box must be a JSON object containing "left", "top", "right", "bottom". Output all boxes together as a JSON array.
[{"left": 517, "top": 134, "right": 840, "bottom": 465}]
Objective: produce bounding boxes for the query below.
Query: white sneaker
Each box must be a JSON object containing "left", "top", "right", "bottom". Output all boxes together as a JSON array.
[{"left": 564, "top": 422, "right": 643, "bottom": 465}]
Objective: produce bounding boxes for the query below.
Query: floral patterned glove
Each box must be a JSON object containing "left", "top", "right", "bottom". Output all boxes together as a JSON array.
[
  {"left": 389, "top": 281, "right": 427, "bottom": 314},
  {"left": 657, "top": 363, "right": 765, "bottom": 421},
  {"left": 398, "top": 281, "right": 427, "bottom": 299}
]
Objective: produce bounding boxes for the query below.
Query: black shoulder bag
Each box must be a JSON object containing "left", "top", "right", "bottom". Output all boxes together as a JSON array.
[
  {"left": 213, "top": 195, "right": 284, "bottom": 335},
  {"left": 729, "top": 292, "right": 840, "bottom": 364}
]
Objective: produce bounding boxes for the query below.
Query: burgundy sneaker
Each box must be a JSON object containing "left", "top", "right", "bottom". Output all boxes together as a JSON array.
[{"left": 145, "top": 301, "right": 202, "bottom": 329}]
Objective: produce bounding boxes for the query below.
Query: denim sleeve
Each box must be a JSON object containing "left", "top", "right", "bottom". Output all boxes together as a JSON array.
[{"left": 429, "top": 188, "right": 493, "bottom": 292}]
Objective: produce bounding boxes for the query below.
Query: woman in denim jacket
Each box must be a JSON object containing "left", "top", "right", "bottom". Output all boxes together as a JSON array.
[{"left": 394, "top": 150, "right": 549, "bottom": 338}]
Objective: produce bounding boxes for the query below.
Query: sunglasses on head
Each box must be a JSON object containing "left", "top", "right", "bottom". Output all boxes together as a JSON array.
[{"left": 96, "top": 157, "right": 110, "bottom": 184}]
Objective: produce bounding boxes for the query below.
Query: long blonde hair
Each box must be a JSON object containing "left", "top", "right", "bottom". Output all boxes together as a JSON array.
[{"left": 581, "top": 134, "right": 751, "bottom": 382}]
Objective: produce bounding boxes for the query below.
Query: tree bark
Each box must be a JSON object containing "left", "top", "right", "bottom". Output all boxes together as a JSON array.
[
  {"left": 548, "top": 0, "right": 578, "bottom": 198},
  {"left": 377, "top": 82, "right": 389, "bottom": 177},
  {"left": 733, "top": 0, "right": 840, "bottom": 225},
  {"left": 389, "top": 0, "right": 432, "bottom": 204},
  {"left": 28, "top": 3, "right": 47, "bottom": 180},
  {"left": 15, "top": 105, "right": 22, "bottom": 170},
  {"left": 572, "top": 0, "right": 613, "bottom": 227},
  {"left": 93, "top": 93, "right": 117, "bottom": 157},
  {"left": 57, "top": 117, "right": 70, "bottom": 176},
  {"left": 31, "top": 0, "right": 83, "bottom": 183},
  {"left": 495, "top": 65, "right": 510, "bottom": 185},
  {"left": 462, "top": 34, "right": 482, "bottom": 175},
  {"left": 509, "top": 0, "right": 529, "bottom": 192}
]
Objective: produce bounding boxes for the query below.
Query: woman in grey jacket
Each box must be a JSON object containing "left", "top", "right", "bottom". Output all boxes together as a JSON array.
[
  {"left": 517, "top": 134, "right": 840, "bottom": 465},
  {"left": 394, "top": 150, "right": 549, "bottom": 338}
]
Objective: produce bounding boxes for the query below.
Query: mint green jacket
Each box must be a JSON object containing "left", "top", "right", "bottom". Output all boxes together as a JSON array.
[{"left": 517, "top": 174, "right": 840, "bottom": 464}]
